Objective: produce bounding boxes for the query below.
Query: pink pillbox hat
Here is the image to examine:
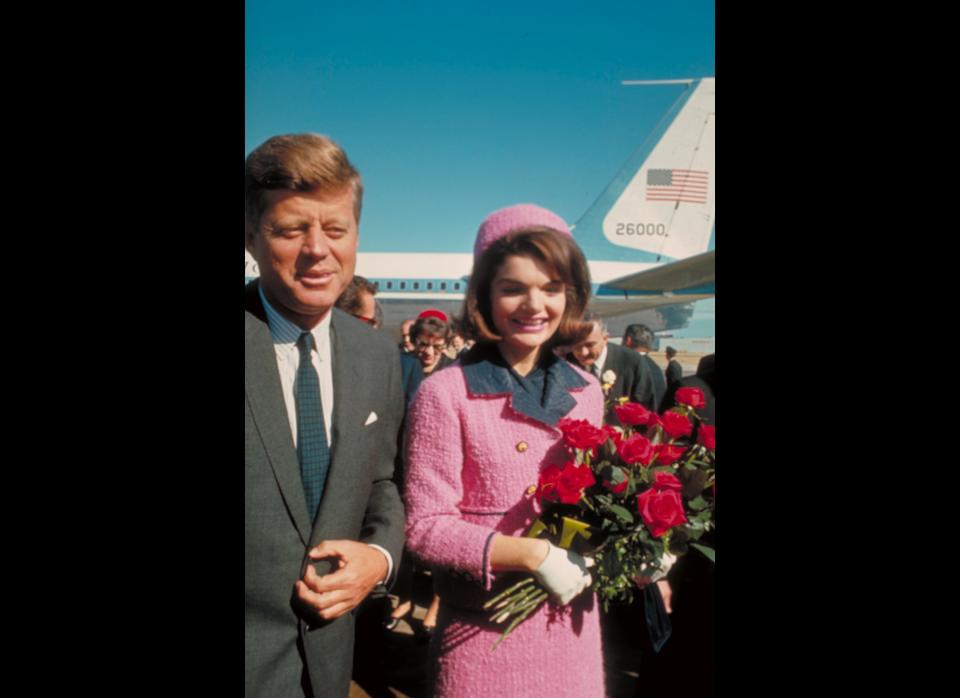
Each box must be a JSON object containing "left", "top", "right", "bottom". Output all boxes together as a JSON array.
[{"left": 473, "top": 204, "right": 572, "bottom": 262}]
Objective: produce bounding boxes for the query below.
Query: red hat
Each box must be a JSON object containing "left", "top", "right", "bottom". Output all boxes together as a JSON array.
[{"left": 417, "top": 309, "right": 448, "bottom": 322}]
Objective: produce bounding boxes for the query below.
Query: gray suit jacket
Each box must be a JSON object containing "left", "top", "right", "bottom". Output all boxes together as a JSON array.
[{"left": 245, "top": 281, "right": 405, "bottom": 698}]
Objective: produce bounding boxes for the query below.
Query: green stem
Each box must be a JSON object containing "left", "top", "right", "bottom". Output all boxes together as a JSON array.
[
  {"left": 491, "top": 592, "right": 549, "bottom": 650},
  {"left": 495, "top": 589, "right": 545, "bottom": 623},
  {"left": 482, "top": 576, "right": 535, "bottom": 610},
  {"left": 492, "top": 584, "right": 539, "bottom": 613}
]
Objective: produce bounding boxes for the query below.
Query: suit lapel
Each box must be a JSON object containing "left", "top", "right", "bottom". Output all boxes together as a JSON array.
[
  {"left": 245, "top": 288, "right": 312, "bottom": 545},
  {"left": 603, "top": 348, "right": 617, "bottom": 389},
  {"left": 604, "top": 345, "right": 628, "bottom": 398}
]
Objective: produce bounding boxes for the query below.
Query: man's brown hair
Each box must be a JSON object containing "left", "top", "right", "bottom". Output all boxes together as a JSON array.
[
  {"left": 244, "top": 133, "right": 364, "bottom": 229},
  {"left": 334, "top": 275, "right": 377, "bottom": 317}
]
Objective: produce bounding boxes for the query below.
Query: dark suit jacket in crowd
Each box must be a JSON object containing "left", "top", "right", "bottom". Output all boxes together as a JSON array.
[
  {"left": 399, "top": 351, "right": 424, "bottom": 406},
  {"left": 245, "top": 281, "right": 406, "bottom": 698},
  {"left": 660, "top": 356, "right": 715, "bottom": 425},
  {"left": 567, "top": 342, "right": 658, "bottom": 424},
  {"left": 665, "top": 358, "right": 683, "bottom": 388},
  {"left": 638, "top": 352, "right": 666, "bottom": 411}
]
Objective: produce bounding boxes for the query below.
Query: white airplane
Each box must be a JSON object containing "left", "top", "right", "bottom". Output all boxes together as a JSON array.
[{"left": 245, "top": 78, "right": 715, "bottom": 337}]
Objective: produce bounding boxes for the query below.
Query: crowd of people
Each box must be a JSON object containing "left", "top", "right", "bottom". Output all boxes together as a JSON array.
[{"left": 245, "top": 133, "right": 714, "bottom": 697}]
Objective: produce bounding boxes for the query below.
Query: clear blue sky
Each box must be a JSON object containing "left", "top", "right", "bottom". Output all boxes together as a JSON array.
[{"left": 246, "top": 0, "right": 715, "bottom": 337}]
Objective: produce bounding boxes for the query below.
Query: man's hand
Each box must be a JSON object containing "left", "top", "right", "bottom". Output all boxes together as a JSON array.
[
  {"left": 631, "top": 553, "right": 677, "bottom": 592},
  {"left": 656, "top": 579, "right": 672, "bottom": 614},
  {"left": 294, "top": 540, "right": 388, "bottom": 622}
]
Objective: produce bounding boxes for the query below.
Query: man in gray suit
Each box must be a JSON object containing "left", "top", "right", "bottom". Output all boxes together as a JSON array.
[
  {"left": 566, "top": 313, "right": 658, "bottom": 418},
  {"left": 245, "top": 133, "right": 405, "bottom": 697}
]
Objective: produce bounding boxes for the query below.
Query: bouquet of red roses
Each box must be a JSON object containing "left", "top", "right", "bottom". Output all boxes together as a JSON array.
[{"left": 483, "top": 387, "right": 715, "bottom": 646}]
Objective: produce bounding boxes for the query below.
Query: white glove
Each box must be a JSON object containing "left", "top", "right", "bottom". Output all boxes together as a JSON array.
[
  {"left": 532, "top": 542, "right": 593, "bottom": 605},
  {"left": 638, "top": 552, "right": 677, "bottom": 583}
]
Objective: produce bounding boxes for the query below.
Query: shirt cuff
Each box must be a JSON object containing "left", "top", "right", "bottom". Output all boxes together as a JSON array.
[{"left": 367, "top": 544, "right": 394, "bottom": 586}]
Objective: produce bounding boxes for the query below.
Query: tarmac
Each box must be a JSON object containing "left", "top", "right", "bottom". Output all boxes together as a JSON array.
[{"left": 646, "top": 350, "right": 711, "bottom": 379}]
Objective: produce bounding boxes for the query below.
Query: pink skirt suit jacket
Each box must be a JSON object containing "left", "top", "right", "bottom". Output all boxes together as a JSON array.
[{"left": 403, "top": 345, "right": 606, "bottom": 697}]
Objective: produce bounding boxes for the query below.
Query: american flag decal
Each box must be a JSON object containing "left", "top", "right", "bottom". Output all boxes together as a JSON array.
[{"left": 646, "top": 169, "right": 709, "bottom": 204}]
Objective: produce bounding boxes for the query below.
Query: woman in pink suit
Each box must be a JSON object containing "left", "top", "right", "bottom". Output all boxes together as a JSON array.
[{"left": 403, "top": 204, "right": 607, "bottom": 697}]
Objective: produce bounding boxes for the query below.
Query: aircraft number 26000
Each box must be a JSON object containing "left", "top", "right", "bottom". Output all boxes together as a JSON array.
[{"left": 615, "top": 223, "right": 668, "bottom": 237}]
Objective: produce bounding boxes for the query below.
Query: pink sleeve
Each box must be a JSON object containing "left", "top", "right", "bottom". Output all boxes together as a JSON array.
[
  {"left": 589, "top": 382, "right": 605, "bottom": 425},
  {"left": 571, "top": 363, "right": 606, "bottom": 426},
  {"left": 403, "top": 373, "right": 497, "bottom": 588}
]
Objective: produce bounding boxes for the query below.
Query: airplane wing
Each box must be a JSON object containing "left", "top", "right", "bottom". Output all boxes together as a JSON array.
[
  {"left": 601, "top": 249, "right": 714, "bottom": 293},
  {"left": 590, "top": 250, "right": 714, "bottom": 319}
]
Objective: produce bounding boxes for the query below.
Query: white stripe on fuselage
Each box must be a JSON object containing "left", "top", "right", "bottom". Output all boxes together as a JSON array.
[{"left": 355, "top": 252, "right": 656, "bottom": 286}]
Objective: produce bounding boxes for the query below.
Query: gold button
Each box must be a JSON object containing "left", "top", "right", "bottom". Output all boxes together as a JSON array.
[{"left": 516, "top": 441, "right": 528, "bottom": 452}]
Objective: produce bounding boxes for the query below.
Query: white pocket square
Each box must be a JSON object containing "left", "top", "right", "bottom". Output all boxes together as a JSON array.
[{"left": 364, "top": 412, "right": 378, "bottom": 426}]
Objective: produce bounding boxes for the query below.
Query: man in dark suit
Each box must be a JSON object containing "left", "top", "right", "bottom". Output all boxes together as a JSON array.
[
  {"left": 664, "top": 346, "right": 683, "bottom": 390},
  {"left": 245, "top": 133, "right": 405, "bottom": 698},
  {"left": 643, "top": 353, "right": 715, "bottom": 698},
  {"left": 567, "top": 313, "right": 658, "bottom": 416},
  {"left": 623, "top": 323, "right": 668, "bottom": 410},
  {"left": 567, "top": 314, "right": 672, "bottom": 697}
]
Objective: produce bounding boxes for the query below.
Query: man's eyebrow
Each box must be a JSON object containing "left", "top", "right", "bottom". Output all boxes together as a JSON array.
[{"left": 267, "top": 216, "right": 308, "bottom": 227}]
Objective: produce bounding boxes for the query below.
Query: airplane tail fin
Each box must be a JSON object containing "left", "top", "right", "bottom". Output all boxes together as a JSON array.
[{"left": 573, "top": 78, "right": 715, "bottom": 264}]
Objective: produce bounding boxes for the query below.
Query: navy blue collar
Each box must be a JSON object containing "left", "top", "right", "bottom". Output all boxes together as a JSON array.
[{"left": 461, "top": 344, "right": 589, "bottom": 427}]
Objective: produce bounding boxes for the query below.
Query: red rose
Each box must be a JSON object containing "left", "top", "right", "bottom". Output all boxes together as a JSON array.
[
  {"left": 602, "top": 425, "right": 623, "bottom": 448},
  {"left": 674, "top": 387, "right": 706, "bottom": 409},
  {"left": 650, "top": 471, "right": 683, "bottom": 492},
  {"left": 655, "top": 444, "right": 686, "bottom": 466},
  {"left": 636, "top": 487, "right": 687, "bottom": 537},
  {"left": 645, "top": 413, "right": 663, "bottom": 431},
  {"left": 608, "top": 478, "right": 628, "bottom": 494},
  {"left": 556, "top": 461, "right": 596, "bottom": 504},
  {"left": 557, "top": 418, "right": 608, "bottom": 451},
  {"left": 698, "top": 424, "right": 716, "bottom": 450},
  {"left": 660, "top": 411, "right": 693, "bottom": 440},
  {"left": 617, "top": 434, "right": 655, "bottom": 466},
  {"left": 536, "top": 464, "right": 564, "bottom": 503},
  {"left": 601, "top": 465, "right": 629, "bottom": 494},
  {"left": 614, "top": 402, "right": 653, "bottom": 426}
]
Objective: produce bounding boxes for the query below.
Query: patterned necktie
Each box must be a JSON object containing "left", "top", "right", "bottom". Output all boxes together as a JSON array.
[
  {"left": 592, "top": 364, "right": 602, "bottom": 380},
  {"left": 296, "top": 332, "right": 331, "bottom": 522}
]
